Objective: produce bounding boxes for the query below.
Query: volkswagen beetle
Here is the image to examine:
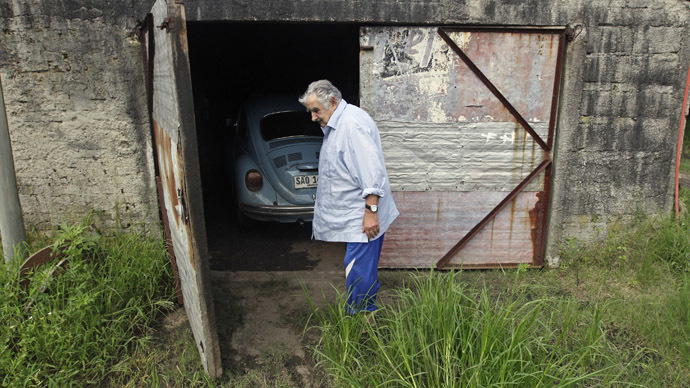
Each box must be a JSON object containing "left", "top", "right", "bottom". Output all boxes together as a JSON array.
[{"left": 231, "top": 95, "right": 322, "bottom": 225}]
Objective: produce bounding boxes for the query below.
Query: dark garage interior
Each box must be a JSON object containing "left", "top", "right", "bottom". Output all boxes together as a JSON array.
[{"left": 185, "top": 22, "right": 360, "bottom": 270}]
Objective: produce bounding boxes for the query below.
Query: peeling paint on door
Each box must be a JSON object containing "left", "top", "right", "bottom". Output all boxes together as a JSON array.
[{"left": 141, "top": 0, "right": 222, "bottom": 377}]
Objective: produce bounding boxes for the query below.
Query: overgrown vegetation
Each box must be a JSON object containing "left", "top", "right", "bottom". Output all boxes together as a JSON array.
[
  {"left": 3, "top": 183, "right": 690, "bottom": 386},
  {"left": 307, "top": 271, "right": 630, "bottom": 387},
  {"left": 307, "top": 190, "right": 690, "bottom": 387},
  {"left": 0, "top": 223, "right": 175, "bottom": 387}
]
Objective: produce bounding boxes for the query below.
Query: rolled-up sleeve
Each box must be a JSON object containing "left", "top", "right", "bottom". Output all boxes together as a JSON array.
[{"left": 344, "top": 123, "right": 387, "bottom": 199}]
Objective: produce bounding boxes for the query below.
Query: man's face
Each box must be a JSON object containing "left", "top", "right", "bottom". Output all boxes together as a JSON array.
[{"left": 305, "top": 94, "right": 337, "bottom": 128}]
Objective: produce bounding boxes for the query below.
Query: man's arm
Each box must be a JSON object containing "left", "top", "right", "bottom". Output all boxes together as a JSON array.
[
  {"left": 341, "top": 118, "right": 386, "bottom": 240},
  {"left": 363, "top": 194, "right": 380, "bottom": 239}
]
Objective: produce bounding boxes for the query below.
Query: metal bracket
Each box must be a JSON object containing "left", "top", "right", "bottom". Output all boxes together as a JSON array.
[
  {"left": 158, "top": 17, "right": 172, "bottom": 32},
  {"left": 565, "top": 23, "right": 584, "bottom": 42}
]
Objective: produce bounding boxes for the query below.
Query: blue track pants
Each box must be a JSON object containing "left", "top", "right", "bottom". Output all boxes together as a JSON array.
[{"left": 344, "top": 234, "right": 385, "bottom": 314}]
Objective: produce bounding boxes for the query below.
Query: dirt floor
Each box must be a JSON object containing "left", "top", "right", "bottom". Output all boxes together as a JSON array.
[
  {"left": 193, "top": 179, "right": 415, "bottom": 386},
  {"left": 209, "top": 223, "right": 344, "bottom": 386},
  {"left": 196, "top": 184, "right": 351, "bottom": 386}
]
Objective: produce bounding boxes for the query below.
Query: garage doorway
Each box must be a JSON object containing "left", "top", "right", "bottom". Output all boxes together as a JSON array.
[
  {"left": 185, "top": 23, "right": 359, "bottom": 271},
  {"left": 143, "top": 3, "right": 565, "bottom": 373}
]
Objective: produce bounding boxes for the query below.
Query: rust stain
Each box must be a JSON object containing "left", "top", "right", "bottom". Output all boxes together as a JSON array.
[
  {"left": 153, "top": 120, "right": 181, "bottom": 227},
  {"left": 156, "top": 176, "right": 184, "bottom": 305},
  {"left": 519, "top": 124, "right": 529, "bottom": 185},
  {"left": 508, "top": 197, "right": 517, "bottom": 246},
  {"left": 436, "top": 197, "right": 441, "bottom": 222},
  {"left": 489, "top": 217, "right": 495, "bottom": 252},
  {"left": 176, "top": 140, "right": 196, "bottom": 270},
  {"left": 153, "top": 120, "right": 196, "bottom": 270},
  {"left": 528, "top": 190, "right": 546, "bottom": 256}
]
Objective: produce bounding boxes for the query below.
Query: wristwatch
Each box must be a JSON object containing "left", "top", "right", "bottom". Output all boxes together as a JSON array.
[{"left": 365, "top": 204, "right": 378, "bottom": 213}]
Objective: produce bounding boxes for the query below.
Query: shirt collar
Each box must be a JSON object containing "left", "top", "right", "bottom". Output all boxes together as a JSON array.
[{"left": 324, "top": 99, "right": 347, "bottom": 134}]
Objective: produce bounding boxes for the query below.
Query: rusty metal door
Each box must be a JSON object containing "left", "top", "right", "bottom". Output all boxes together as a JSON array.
[
  {"left": 139, "top": 0, "right": 222, "bottom": 377},
  {"left": 360, "top": 26, "right": 566, "bottom": 269}
]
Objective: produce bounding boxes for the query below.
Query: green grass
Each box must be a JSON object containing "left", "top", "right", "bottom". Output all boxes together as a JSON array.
[
  {"left": 306, "top": 271, "right": 630, "bottom": 387},
  {"left": 105, "top": 313, "right": 216, "bottom": 388},
  {"left": 0, "top": 222, "right": 175, "bottom": 387},
  {"left": 305, "top": 190, "right": 690, "bottom": 387},
  {"left": 679, "top": 156, "right": 690, "bottom": 175},
  {"left": 4, "top": 183, "right": 690, "bottom": 386}
]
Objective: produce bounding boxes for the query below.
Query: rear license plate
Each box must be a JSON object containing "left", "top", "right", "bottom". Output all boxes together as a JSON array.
[{"left": 294, "top": 175, "right": 318, "bottom": 189}]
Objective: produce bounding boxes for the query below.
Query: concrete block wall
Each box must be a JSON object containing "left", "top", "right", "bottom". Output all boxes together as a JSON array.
[
  {"left": 548, "top": 0, "right": 690, "bottom": 256},
  {"left": 1, "top": 0, "right": 689, "bottom": 264},
  {"left": 0, "top": 1, "right": 159, "bottom": 232}
]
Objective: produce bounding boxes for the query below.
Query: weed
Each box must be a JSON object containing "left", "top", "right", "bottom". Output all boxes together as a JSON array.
[
  {"left": 306, "top": 269, "right": 629, "bottom": 387},
  {"left": 0, "top": 222, "right": 174, "bottom": 387}
]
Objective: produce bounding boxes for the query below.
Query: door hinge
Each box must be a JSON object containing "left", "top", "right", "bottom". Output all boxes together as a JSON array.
[
  {"left": 158, "top": 17, "right": 173, "bottom": 32},
  {"left": 565, "top": 23, "right": 584, "bottom": 42}
]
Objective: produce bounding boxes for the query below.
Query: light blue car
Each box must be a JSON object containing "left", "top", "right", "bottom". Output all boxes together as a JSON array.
[{"left": 231, "top": 95, "right": 323, "bottom": 225}]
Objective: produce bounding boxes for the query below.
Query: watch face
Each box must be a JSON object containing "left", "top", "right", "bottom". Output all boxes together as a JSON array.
[{"left": 370, "top": 205, "right": 378, "bottom": 212}]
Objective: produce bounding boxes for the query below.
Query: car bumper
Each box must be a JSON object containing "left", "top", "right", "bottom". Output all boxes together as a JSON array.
[{"left": 239, "top": 202, "right": 314, "bottom": 221}]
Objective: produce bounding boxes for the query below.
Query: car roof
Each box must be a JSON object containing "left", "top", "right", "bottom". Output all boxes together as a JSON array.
[{"left": 241, "top": 95, "right": 306, "bottom": 125}]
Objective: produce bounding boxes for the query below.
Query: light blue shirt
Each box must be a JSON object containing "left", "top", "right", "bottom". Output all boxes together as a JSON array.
[{"left": 313, "top": 99, "right": 399, "bottom": 243}]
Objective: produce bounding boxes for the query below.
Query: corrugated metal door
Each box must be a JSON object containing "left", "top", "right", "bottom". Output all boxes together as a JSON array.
[
  {"left": 360, "top": 27, "right": 566, "bottom": 269},
  {"left": 139, "top": 0, "right": 222, "bottom": 377}
]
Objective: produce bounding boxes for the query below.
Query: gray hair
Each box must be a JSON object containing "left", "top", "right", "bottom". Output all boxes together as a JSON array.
[{"left": 298, "top": 79, "right": 342, "bottom": 110}]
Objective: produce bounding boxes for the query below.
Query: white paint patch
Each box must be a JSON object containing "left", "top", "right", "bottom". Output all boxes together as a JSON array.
[
  {"left": 416, "top": 74, "right": 449, "bottom": 123},
  {"left": 501, "top": 132, "right": 515, "bottom": 144}
]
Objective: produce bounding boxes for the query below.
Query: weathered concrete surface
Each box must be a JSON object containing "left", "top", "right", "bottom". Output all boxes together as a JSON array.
[
  {"left": 545, "top": 1, "right": 690, "bottom": 265},
  {"left": 1, "top": 0, "right": 689, "bottom": 266},
  {"left": 0, "top": 1, "right": 158, "bottom": 231}
]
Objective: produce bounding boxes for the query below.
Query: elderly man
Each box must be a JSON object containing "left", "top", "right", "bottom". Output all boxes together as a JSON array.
[{"left": 299, "top": 80, "right": 399, "bottom": 314}]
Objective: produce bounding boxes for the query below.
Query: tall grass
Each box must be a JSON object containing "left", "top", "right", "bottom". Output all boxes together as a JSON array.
[
  {"left": 0, "top": 222, "right": 174, "bottom": 387},
  {"left": 306, "top": 269, "right": 628, "bottom": 388},
  {"left": 308, "top": 189, "right": 690, "bottom": 387}
]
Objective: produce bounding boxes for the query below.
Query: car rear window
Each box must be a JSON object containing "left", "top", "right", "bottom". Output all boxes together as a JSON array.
[{"left": 260, "top": 111, "right": 323, "bottom": 141}]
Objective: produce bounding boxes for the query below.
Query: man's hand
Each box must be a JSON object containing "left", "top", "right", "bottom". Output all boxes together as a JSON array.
[
  {"left": 363, "top": 211, "right": 380, "bottom": 240},
  {"left": 363, "top": 194, "right": 380, "bottom": 239}
]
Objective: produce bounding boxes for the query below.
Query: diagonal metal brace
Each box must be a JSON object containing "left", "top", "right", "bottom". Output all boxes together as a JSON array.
[
  {"left": 436, "top": 159, "right": 551, "bottom": 269},
  {"left": 437, "top": 27, "right": 550, "bottom": 152}
]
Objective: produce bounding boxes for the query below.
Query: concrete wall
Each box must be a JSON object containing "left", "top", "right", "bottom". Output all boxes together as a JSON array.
[
  {"left": 546, "top": 0, "right": 690, "bottom": 263},
  {"left": 0, "top": 0, "right": 158, "bottom": 231},
  {"left": 1, "top": 0, "right": 689, "bottom": 263}
]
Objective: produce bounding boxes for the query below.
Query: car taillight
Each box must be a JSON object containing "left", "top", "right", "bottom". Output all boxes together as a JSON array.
[{"left": 245, "top": 170, "right": 263, "bottom": 191}]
